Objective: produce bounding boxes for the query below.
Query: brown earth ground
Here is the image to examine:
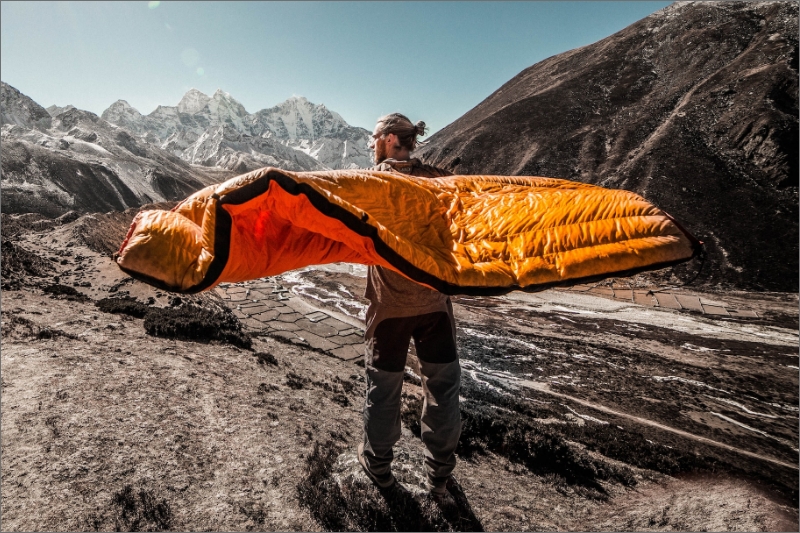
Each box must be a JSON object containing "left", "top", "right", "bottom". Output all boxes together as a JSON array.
[{"left": 2, "top": 211, "right": 798, "bottom": 532}]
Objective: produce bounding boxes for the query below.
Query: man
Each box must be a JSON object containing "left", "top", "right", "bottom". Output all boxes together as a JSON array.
[{"left": 358, "top": 113, "right": 461, "bottom": 497}]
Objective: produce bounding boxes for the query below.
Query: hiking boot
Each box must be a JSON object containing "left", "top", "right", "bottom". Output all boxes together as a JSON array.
[
  {"left": 357, "top": 442, "right": 396, "bottom": 489},
  {"left": 427, "top": 473, "right": 456, "bottom": 497}
]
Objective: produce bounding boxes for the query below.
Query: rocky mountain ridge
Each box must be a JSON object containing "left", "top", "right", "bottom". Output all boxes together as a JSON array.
[
  {"left": 100, "top": 90, "right": 372, "bottom": 171},
  {"left": 1, "top": 81, "right": 236, "bottom": 216},
  {"left": 417, "top": 1, "right": 798, "bottom": 292},
  {"left": 1, "top": 81, "right": 53, "bottom": 130},
  {"left": 1, "top": 82, "right": 373, "bottom": 216}
]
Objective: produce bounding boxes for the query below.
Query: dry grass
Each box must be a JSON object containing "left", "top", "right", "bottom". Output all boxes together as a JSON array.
[{"left": 297, "top": 440, "right": 483, "bottom": 532}]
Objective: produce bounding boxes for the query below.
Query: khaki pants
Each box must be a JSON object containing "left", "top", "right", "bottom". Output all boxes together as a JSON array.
[{"left": 361, "top": 310, "right": 461, "bottom": 484}]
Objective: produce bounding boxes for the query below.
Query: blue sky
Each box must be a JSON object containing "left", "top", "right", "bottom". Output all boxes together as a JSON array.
[{"left": 1, "top": 1, "right": 671, "bottom": 134}]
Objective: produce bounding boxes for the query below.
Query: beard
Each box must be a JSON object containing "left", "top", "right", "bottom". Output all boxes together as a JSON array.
[{"left": 373, "top": 139, "right": 388, "bottom": 164}]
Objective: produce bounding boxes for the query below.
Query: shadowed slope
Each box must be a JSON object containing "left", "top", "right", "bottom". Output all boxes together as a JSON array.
[{"left": 417, "top": 1, "right": 798, "bottom": 291}]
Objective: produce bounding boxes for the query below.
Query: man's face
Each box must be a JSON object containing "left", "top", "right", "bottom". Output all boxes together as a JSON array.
[{"left": 369, "top": 124, "right": 388, "bottom": 164}]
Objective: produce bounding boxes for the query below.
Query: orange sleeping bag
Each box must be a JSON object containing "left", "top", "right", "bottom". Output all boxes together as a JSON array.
[{"left": 115, "top": 167, "right": 701, "bottom": 295}]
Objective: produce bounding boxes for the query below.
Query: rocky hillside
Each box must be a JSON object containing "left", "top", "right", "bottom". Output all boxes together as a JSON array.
[
  {"left": 1, "top": 209, "right": 797, "bottom": 531},
  {"left": 417, "top": 1, "right": 798, "bottom": 292},
  {"left": 1, "top": 82, "right": 236, "bottom": 217},
  {"left": 101, "top": 91, "right": 372, "bottom": 171}
]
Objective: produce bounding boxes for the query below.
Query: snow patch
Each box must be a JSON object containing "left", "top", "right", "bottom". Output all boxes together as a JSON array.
[
  {"left": 704, "top": 395, "right": 778, "bottom": 419},
  {"left": 562, "top": 404, "right": 609, "bottom": 424},
  {"left": 651, "top": 375, "right": 731, "bottom": 394}
]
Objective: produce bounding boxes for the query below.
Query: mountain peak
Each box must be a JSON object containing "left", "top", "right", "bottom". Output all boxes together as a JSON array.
[
  {"left": 112, "top": 99, "right": 134, "bottom": 108},
  {"left": 100, "top": 100, "right": 143, "bottom": 125},
  {"left": 106, "top": 99, "right": 142, "bottom": 115},
  {"left": 207, "top": 89, "right": 248, "bottom": 117},
  {"left": 275, "top": 95, "right": 312, "bottom": 110},
  {"left": 46, "top": 104, "right": 77, "bottom": 117},
  {"left": 178, "top": 88, "right": 211, "bottom": 115},
  {"left": 0, "top": 81, "right": 52, "bottom": 128},
  {"left": 184, "top": 88, "right": 207, "bottom": 97}
]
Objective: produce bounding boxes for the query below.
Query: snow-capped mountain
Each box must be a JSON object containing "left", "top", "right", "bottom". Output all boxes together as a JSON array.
[
  {"left": 1, "top": 81, "right": 235, "bottom": 216},
  {"left": 177, "top": 88, "right": 211, "bottom": 115},
  {"left": 249, "top": 95, "right": 350, "bottom": 140},
  {"left": 100, "top": 89, "right": 372, "bottom": 171},
  {"left": 0, "top": 82, "right": 371, "bottom": 217},
  {"left": 99, "top": 100, "right": 146, "bottom": 135},
  {"left": 249, "top": 95, "right": 372, "bottom": 169}
]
